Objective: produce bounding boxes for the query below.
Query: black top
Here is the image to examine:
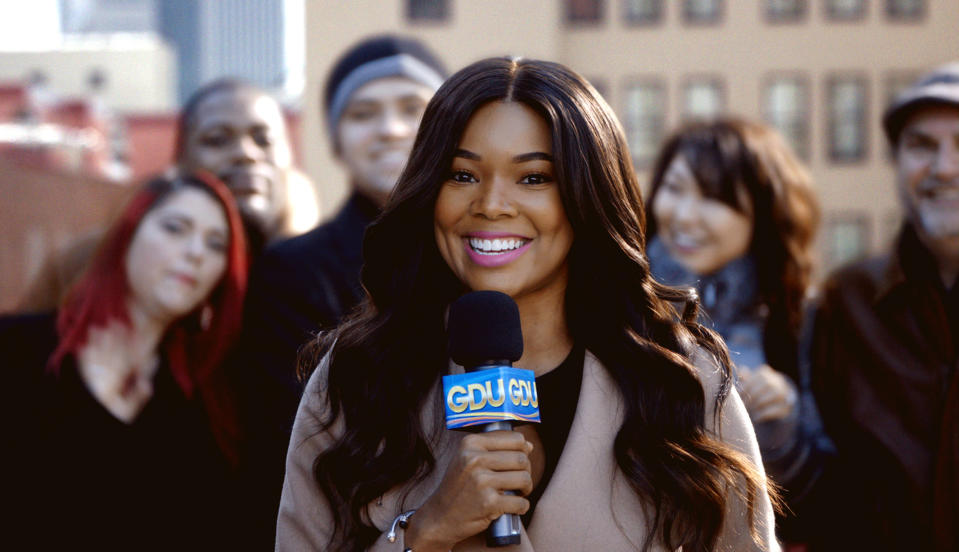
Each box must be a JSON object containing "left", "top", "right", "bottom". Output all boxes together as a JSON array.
[
  {"left": 3, "top": 312, "right": 242, "bottom": 551},
  {"left": 522, "top": 345, "right": 585, "bottom": 525},
  {"left": 234, "top": 192, "right": 379, "bottom": 547},
  {"left": 809, "top": 223, "right": 959, "bottom": 550}
]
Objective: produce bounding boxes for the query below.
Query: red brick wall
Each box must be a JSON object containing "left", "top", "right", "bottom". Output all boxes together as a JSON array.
[{"left": 0, "top": 159, "right": 133, "bottom": 313}]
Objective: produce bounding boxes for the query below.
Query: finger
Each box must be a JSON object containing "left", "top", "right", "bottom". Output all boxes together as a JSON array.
[
  {"left": 478, "top": 450, "right": 532, "bottom": 473},
  {"left": 478, "top": 469, "right": 535, "bottom": 496},
  {"left": 744, "top": 388, "right": 791, "bottom": 414},
  {"left": 464, "top": 430, "right": 531, "bottom": 452},
  {"left": 750, "top": 402, "right": 792, "bottom": 423},
  {"left": 495, "top": 494, "right": 531, "bottom": 517}
]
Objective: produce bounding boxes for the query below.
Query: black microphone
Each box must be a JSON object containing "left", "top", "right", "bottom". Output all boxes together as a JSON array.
[{"left": 447, "top": 290, "right": 525, "bottom": 547}]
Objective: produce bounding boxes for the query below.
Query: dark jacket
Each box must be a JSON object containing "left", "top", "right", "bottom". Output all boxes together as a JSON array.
[
  {"left": 235, "top": 192, "right": 379, "bottom": 548},
  {"left": 3, "top": 312, "right": 242, "bottom": 551},
  {"left": 810, "top": 224, "right": 959, "bottom": 551},
  {"left": 647, "top": 238, "right": 834, "bottom": 543}
]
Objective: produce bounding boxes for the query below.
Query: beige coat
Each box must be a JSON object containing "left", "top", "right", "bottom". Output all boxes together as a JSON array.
[{"left": 276, "top": 350, "right": 779, "bottom": 551}]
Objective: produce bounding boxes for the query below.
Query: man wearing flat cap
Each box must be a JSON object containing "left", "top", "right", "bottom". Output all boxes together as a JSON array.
[{"left": 810, "top": 62, "right": 959, "bottom": 551}]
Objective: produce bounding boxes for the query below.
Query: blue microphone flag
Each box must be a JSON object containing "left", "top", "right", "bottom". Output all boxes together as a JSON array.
[{"left": 443, "top": 366, "right": 540, "bottom": 429}]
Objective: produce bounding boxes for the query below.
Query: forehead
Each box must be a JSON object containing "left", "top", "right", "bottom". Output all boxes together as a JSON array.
[
  {"left": 901, "top": 104, "right": 959, "bottom": 136},
  {"left": 346, "top": 76, "right": 435, "bottom": 104},
  {"left": 664, "top": 154, "right": 695, "bottom": 179},
  {"left": 459, "top": 102, "right": 551, "bottom": 151},
  {"left": 192, "top": 89, "right": 285, "bottom": 131},
  {"left": 149, "top": 188, "right": 228, "bottom": 230}
]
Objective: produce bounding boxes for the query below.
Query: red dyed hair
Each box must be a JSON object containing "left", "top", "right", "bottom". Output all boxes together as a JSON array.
[{"left": 48, "top": 170, "right": 248, "bottom": 462}]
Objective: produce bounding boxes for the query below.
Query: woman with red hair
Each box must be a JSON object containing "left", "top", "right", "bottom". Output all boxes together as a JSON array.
[{"left": 4, "top": 172, "right": 248, "bottom": 551}]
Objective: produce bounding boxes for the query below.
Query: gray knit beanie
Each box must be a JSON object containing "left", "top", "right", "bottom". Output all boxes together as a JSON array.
[{"left": 324, "top": 34, "right": 447, "bottom": 141}]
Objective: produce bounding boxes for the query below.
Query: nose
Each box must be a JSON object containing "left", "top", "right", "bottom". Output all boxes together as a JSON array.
[
  {"left": 672, "top": 195, "right": 700, "bottom": 229},
  {"left": 184, "top": 233, "right": 206, "bottom": 263},
  {"left": 377, "top": 107, "right": 414, "bottom": 139},
  {"left": 470, "top": 177, "right": 517, "bottom": 220},
  {"left": 231, "top": 134, "right": 261, "bottom": 164},
  {"left": 932, "top": 140, "right": 959, "bottom": 181}
]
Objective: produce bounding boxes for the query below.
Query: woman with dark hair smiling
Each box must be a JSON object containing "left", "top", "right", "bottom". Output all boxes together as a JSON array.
[
  {"left": 645, "top": 119, "right": 829, "bottom": 545},
  {"left": 277, "top": 58, "right": 779, "bottom": 552},
  {"left": 5, "top": 172, "right": 249, "bottom": 551}
]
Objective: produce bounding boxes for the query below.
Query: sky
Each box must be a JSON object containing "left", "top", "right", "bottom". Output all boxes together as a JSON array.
[
  {"left": 0, "top": 0, "right": 62, "bottom": 51},
  {"left": 0, "top": 0, "right": 305, "bottom": 97}
]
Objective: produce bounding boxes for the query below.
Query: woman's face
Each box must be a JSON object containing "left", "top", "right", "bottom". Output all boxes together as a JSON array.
[
  {"left": 652, "top": 154, "right": 753, "bottom": 276},
  {"left": 434, "top": 101, "right": 574, "bottom": 305},
  {"left": 125, "top": 187, "right": 229, "bottom": 324}
]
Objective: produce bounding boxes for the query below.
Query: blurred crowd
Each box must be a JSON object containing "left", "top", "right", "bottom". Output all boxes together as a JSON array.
[{"left": 2, "top": 32, "right": 957, "bottom": 552}]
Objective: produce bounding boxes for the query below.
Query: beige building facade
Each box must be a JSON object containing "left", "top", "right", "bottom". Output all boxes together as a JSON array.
[
  {"left": 0, "top": 34, "right": 176, "bottom": 113},
  {"left": 303, "top": 0, "right": 959, "bottom": 272}
]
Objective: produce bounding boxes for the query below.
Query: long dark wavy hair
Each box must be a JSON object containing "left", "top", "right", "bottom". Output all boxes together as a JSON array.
[
  {"left": 646, "top": 119, "right": 820, "bottom": 381},
  {"left": 309, "top": 58, "right": 770, "bottom": 551}
]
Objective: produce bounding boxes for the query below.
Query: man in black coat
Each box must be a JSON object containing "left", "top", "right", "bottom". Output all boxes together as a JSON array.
[
  {"left": 810, "top": 62, "right": 959, "bottom": 552},
  {"left": 236, "top": 35, "right": 447, "bottom": 545}
]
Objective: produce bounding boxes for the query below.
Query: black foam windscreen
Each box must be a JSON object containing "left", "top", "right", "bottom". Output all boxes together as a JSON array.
[{"left": 448, "top": 291, "right": 524, "bottom": 367}]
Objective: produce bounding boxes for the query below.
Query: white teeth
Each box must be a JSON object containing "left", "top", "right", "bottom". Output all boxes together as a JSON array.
[
  {"left": 469, "top": 237, "right": 527, "bottom": 254},
  {"left": 672, "top": 233, "right": 701, "bottom": 248}
]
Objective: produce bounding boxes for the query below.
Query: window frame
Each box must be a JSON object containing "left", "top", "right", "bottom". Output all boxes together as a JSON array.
[
  {"left": 680, "top": 74, "right": 726, "bottom": 122},
  {"left": 761, "top": 71, "right": 812, "bottom": 162},
  {"left": 825, "top": 72, "right": 870, "bottom": 164},
  {"left": 823, "top": 210, "right": 873, "bottom": 270},
  {"left": 885, "top": 0, "right": 926, "bottom": 22},
  {"left": 682, "top": 0, "right": 725, "bottom": 26},
  {"left": 622, "top": 76, "right": 668, "bottom": 169},
  {"left": 565, "top": 0, "right": 606, "bottom": 26},
  {"left": 405, "top": 0, "right": 450, "bottom": 23},
  {"left": 763, "top": 0, "right": 809, "bottom": 24},
  {"left": 623, "top": 0, "right": 665, "bottom": 26},
  {"left": 824, "top": 0, "right": 868, "bottom": 22}
]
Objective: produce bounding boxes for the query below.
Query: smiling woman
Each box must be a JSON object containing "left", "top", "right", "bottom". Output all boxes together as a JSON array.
[
  {"left": 645, "top": 119, "right": 827, "bottom": 545},
  {"left": 277, "top": 58, "right": 780, "bottom": 552},
  {"left": 434, "top": 101, "right": 574, "bottom": 306},
  {"left": 3, "top": 171, "right": 250, "bottom": 550}
]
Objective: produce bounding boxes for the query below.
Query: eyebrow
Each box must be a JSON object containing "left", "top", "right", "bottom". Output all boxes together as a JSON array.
[
  {"left": 160, "top": 210, "right": 228, "bottom": 234},
  {"left": 454, "top": 149, "right": 553, "bottom": 163}
]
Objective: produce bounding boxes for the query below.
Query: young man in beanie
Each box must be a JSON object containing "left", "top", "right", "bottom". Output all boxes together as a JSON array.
[
  {"left": 235, "top": 35, "right": 446, "bottom": 544},
  {"left": 809, "top": 61, "right": 959, "bottom": 551}
]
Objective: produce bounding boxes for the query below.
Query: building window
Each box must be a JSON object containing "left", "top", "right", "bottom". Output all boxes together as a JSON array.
[
  {"left": 624, "top": 80, "right": 666, "bottom": 167},
  {"left": 826, "top": 0, "right": 867, "bottom": 20},
  {"left": 407, "top": 0, "right": 448, "bottom": 22},
  {"left": 566, "top": 0, "right": 604, "bottom": 24},
  {"left": 824, "top": 212, "right": 871, "bottom": 269},
  {"left": 827, "top": 75, "right": 868, "bottom": 162},
  {"left": 682, "top": 77, "right": 724, "bottom": 121},
  {"left": 683, "top": 0, "right": 723, "bottom": 24},
  {"left": 624, "top": 0, "right": 663, "bottom": 24},
  {"left": 766, "top": 0, "right": 807, "bottom": 22},
  {"left": 762, "top": 75, "right": 810, "bottom": 160},
  {"left": 886, "top": 0, "right": 925, "bottom": 21}
]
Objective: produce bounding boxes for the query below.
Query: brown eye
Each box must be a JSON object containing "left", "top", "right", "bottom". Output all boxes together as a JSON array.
[
  {"left": 449, "top": 170, "right": 477, "bottom": 184},
  {"left": 343, "top": 105, "right": 377, "bottom": 121},
  {"left": 205, "top": 235, "right": 228, "bottom": 253},
  {"left": 161, "top": 219, "right": 188, "bottom": 235},
  {"left": 200, "top": 132, "right": 230, "bottom": 148},
  {"left": 252, "top": 130, "right": 273, "bottom": 148},
  {"left": 519, "top": 173, "right": 552, "bottom": 185}
]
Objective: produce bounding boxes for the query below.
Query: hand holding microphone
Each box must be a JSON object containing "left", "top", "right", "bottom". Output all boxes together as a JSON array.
[{"left": 405, "top": 291, "right": 540, "bottom": 550}]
